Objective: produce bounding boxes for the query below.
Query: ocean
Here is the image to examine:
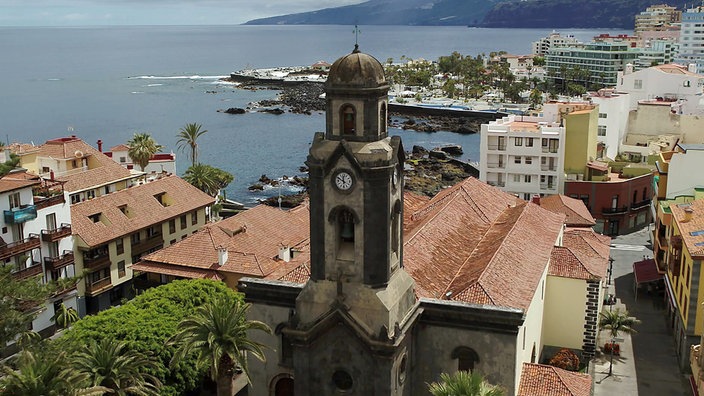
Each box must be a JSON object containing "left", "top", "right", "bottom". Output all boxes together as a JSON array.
[{"left": 0, "top": 25, "right": 629, "bottom": 204}]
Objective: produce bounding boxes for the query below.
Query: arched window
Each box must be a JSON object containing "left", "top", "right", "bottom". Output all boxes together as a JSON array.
[
  {"left": 339, "top": 209, "right": 355, "bottom": 243},
  {"left": 341, "top": 105, "right": 356, "bottom": 135},
  {"left": 380, "top": 103, "right": 387, "bottom": 134},
  {"left": 270, "top": 374, "right": 294, "bottom": 396},
  {"left": 451, "top": 346, "right": 480, "bottom": 372}
]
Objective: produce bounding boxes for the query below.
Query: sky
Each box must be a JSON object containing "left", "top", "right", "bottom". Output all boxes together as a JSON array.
[{"left": 0, "top": 0, "right": 364, "bottom": 26}]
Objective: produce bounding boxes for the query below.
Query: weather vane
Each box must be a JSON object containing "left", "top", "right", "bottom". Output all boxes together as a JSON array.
[{"left": 353, "top": 24, "right": 361, "bottom": 52}]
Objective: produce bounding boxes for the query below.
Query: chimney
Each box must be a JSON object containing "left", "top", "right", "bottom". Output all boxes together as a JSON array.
[
  {"left": 97, "top": 139, "right": 103, "bottom": 152},
  {"left": 217, "top": 245, "right": 228, "bottom": 267},
  {"left": 279, "top": 245, "right": 291, "bottom": 262},
  {"left": 531, "top": 194, "right": 541, "bottom": 205},
  {"left": 50, "top": 170, "right": 55, "bottom": 181},
  {"left": 684, "top": 207, "right": 694, "bottom": 222}
]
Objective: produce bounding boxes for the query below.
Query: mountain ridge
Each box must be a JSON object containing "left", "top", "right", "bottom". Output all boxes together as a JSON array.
[{"left": 243, "top": 0, "right": 689, "bottom": 29}]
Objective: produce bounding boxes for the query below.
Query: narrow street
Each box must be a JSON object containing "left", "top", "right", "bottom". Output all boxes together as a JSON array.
[{"left": 593, "top": 227, "right": 692, "bottom": 395}]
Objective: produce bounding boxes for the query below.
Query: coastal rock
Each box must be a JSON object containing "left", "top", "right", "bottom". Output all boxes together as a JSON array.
[
  {"left": 260, "top": 108, "right": 285, "bottom": 115},
  {"left": 439, "top": 145, "right": 463, "bottom": 156},
  {"left": 248, "top": 183, "right": 264, "bottom": 191},
  {"left": 429, "top": 150, "right": 449, "bottom": 160},
  {"left": 222, "top": 107, "right": 246, "bottom": 114},
  {"left": 412, "top": 145, "right": 428, "bottom": 155}
]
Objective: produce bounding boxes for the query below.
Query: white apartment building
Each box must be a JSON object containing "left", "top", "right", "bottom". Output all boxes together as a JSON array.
[
  {"left": 636, "top": 39, "right": 679, "bottom": 69},
  {"left": 106, "top": 143, "right": 177, "bottom": 175},
  {"left": 676, "top": 6, "right": 704, "bottom": 73},
  {"left": 616, "top": 63, "right": 704, "bottom": 115},
  {"left": 480, "top": 115, "right": 565, "bottom": 200},
  {"left": 590, "top": 89, "right": 631, "bottom": 160},
  {"left": 532, "top": 31, "right": 580, "bottom": 57},
  {"left": 546, "top": 42, "right": 640, "bottom": 87},
  {"left": 635, "top": 4, "right": 682, "bottom": 36},
  {"left": 0, "top": 170, "right": 77, "bottom": 342}
]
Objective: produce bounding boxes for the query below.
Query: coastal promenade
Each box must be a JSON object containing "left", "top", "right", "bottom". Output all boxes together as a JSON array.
[{"left": 592, "top": 227, "right": 691, "bottom": 396}]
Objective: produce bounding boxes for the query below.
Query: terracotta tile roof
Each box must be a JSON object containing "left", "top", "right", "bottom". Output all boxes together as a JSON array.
[
  {"left": 518, "top": 363, "right": 592, "bottom": 396},
  {"left": 655, "top": 63, "right": 701, "bottom": 76},
  {"left": 550, "top": 228, "right": 610, "bottom": 280},
  {"left": 30, "top": 137, "right": 134, "bottom": 192},
  {"left": 71, "top": 175, "right": 214, "bottom": 247},
  {"left": 130, "top": 261, "right": 222, "bottom": 280},
  {"left": 110, "top": 144, "right": 130, "bottom": 151},
  {"left": 0, "top": 173, "right": 40, "bottom": 193},
  {"left": 138, "top": 203, "right": 310, "bottom": 279},
  {"left": 404, "top": 178, "right": 565, "bottom": 310},
  {"left": 539, "top": 195, "right": 595, "bottom": 227},
  {"left": 671, "top": 199, "right": 704, "bottom": 258}
]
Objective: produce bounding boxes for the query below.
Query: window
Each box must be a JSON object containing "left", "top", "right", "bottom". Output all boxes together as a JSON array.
[
  {"left": 525, "top": 157, "right": 532, "bottom": 165},
  {"left": 119, "top": 205, "right": 127, "bottom": 215},
  {"left": 514, "top": 156, "right": 522, "bottom": 164},
  {"left": 598, "top": 125, "right": 606, "bottom": 136},
  {"left": 88, "top": 213, "right": 101, "bottom": 223},
  {"left": 497, "top": 136, "right": 506, "bottom": 151},
  {"left": 341, "top": 105, "right": 356, "bottom": 135},
  {"left": 191, "top": 211, "right": 198, "bottom": 225},
  {"left": 524, "top": 175, "right": 532, "bottom": 183},
  {"left": 634, "top": 79, "right": 643, "bottom": 89},
  {"left": 513, "top": 174, "right": 521, "bottom": 182},
  {"left": 131, "top": 232, "right": 141, "bottom": 245},
  {"left": 599, "top": 113, "right": 607, "bottom": 118},
  {"left": 86, "top": 190, "right": 95, "bottom": 199},
  {"left": 154, "top": 193, "right": 167, "bottom": 207},
  {"left": 117, "top": 260, "right": 126, "bottom": 278},
  {"left": 104, "top": 186, "right": 110, "bottom": 195},
  {"left": 70, "top": 194, "right": 80, "bottom": 204},
  {"left": 180, "top": 215, "right": 187, "bottom": 230},
  {"left": 452, "top": 347, "right": 479, "bottom": 372},
  {"left": 119, "top": 156, "right": 126, "bottom": 163},
  {"left": 147, "top": 225, "right": 159, "bottom": 238},
  {"left": 169, "top": 219, "right": 176, "bottom": 234},
  {"left": 8, "top": 192, "right": 20, "bottom": 209},
  {"left": 526, "top": 138, "right": 534, "bottom": 147},
  {"left": 514, "top": 137, "right": 523, "bottom": 146},
  {"left": 116, "top": 237, "right": 124, "bottom": 254}
]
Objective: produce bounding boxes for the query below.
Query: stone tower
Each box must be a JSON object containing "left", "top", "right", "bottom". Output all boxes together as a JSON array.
[{"left": 287, "top": 45, "right": 417, "bottom": 394}]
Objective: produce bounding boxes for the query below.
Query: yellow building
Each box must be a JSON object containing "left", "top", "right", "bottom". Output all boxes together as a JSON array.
[
  {"left": 563, "top": 106, "right": 599, "bottom": 177},
  {"left": 71, "top": 175, "right": 214, "bottom": 313},
  {"left": 664, "top": 198, "right": 704, "bottom": 369}
]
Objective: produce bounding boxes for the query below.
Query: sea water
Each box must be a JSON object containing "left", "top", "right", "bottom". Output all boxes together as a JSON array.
[{"left": 0, "top": 25, "right": 628, "bottom": 204}]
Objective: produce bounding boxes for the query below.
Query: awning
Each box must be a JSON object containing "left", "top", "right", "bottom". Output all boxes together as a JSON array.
[{"left": 633, "top": 258, "right": 663, "bottom": 301}]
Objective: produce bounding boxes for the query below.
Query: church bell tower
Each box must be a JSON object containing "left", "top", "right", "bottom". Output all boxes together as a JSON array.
[{"left": 288, "top": 45, "right": 417, "bottom": 394}]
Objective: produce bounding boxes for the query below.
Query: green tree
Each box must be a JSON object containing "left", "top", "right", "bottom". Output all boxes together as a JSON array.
[
  {"left": 598, "top": 308, "right": 640, "bottom": 339},
  {"left": 428, "top": 371, "right": 504, "bottom": 396},
  {"left": 56, "top": 279, "right": 240, "bottom": 396},
  {"left": 176, "top": 123, "right": 208, "bottom": 167},
  {"left": 72, "top": 338, "right": 161, "bottom": 396},
  {"left": 127, "top": 133, "right": 163, "bottom": 172},
  {"left": 529, "top": 88, "right": 543, "bottom": 108},
  {"left": 183, "top": 163, "right": 234, "bottom": 197},
  {"left": 532, "top": 56, "right": 545, "bottom": 68},
  {"left": 52, "top": 302, "right": 79, "bottom": 329},
  {"left": 0, "top": 265, "right": 51, "bottom": 346},
  {"left": 169, "top": 296, "right": 271, "bottom": 396},
  {"left": 1, "top": 350, "right": 107, "bottom": 396}
]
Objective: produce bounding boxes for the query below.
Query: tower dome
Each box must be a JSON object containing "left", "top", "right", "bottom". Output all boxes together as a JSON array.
[{"left": 326, "top": 45, "right": 387, "bottom": 89}]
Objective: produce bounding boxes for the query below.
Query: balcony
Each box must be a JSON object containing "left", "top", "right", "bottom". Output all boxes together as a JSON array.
[
  {"left": 0, "top": 234, "right": 40, "bottom": 260},
  {"left": 540, "top": 183, "right": 556, "bottom": 191},
  {"left": 630, "top": 199, "right": 652, "bottom": 211},
  {"left": 85, "top": 277, "right": 112, "bottom": 296},
  {"left": 486, "top": 162, "right": 505, "bottom": 169},
  {"left": 487, "top": 181, "right": 506, "bottom": 187},
  {"left": 33, "top": 194, "right": 65, "bottom": 210},
  {"left": 12, "top": 262, "right": 43, "bottom": 280},
  {"left": 44, "top": 251, "right": 75, "bottom": 271},
  {"left": 131, "top": 233, "right": 163, "bottom": 256},
  {"left": 4, "top": 205, "right": 37, "bottom": 224},
  {"left": 487, "top": 144, "right": 506, "bottom": 151},
  {"left": 41, "top": 223, "right": 72, "bottom": 243},
  {"left": 602, "top": 206, "right": 629, "bottom": 215},
  {"left": 83, "top": 253, "right": 110, "bottom": 270}
]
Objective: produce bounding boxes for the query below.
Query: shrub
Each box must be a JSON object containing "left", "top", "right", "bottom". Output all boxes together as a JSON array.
[{"left": 548, "top": 348, "right": 580, "bottom": 371}]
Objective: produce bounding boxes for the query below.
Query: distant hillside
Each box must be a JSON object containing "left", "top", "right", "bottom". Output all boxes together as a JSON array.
[{"left": 244, "top": 0, "right": 689, "bottom": 28}]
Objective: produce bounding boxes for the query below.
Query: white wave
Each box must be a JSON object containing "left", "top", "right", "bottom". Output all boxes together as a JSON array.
[
  {"left": 145, "top": 83, "right": 163, "bottom": 87},
  {"left": 131, "top": 91, "right": 145, "bottom": 94},
  {"left": 129, "top": 75, "right": 227, "bottom": 80},
  {"left": 47, "top": 78, "right": 61, "bottom": 81}
]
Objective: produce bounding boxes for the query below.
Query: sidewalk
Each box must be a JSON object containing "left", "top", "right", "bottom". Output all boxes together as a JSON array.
[{"left": 591, "top": 227, "right": 691, "bottom": 396}]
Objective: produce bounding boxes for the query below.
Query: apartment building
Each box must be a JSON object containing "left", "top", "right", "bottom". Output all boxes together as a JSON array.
[
  {"left": 532, "top": 31, "right": 580, "bottom": 57},
  {"left": 479, "top": 115, "right": 565, "bottom": 199},
  {"left": 676, "top": 6, "right": 704, "bottom": 73},
  {"left": 71, "top": 174, "right": 214, "bottom": 313},
  {"left": 590, "top": 89, "right": 630, "bottom": 160},
  {"left": 546, "top": 42, "right": 640, "bottom": 87},
  {"left": 0, "top": 170, "right": 77, "bottom": 340},
  {"left": 635, "top": 4, "right": 682, "bottom": 36},
  {"left": 104, "top": 142, "right": 177, "bottom": 175}
]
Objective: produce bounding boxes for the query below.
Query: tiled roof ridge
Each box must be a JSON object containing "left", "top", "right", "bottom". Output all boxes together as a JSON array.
[
  {"left": 409, "top": 182, "right": 462, "bottom": 223},
  {"left": 552, "top": 246, "right": 594, "bottom": 279},
  {"left": 405, "top": 188, "right": 463, "bottom": 243},
  {"left": 553, "top": 364, "right": 587, "bottom": 395},
  {"left": 444, "top": 202, "right": 526, "bottom": 300}
]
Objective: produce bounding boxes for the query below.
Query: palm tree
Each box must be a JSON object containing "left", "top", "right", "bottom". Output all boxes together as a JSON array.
[
  {"left": 428, "top": 371, "right": 504, "bottom": 396},
  {"left": 52, "top": 302, "right": 79, "bottom": 329},
  {"left": 1, "top": 350, "right": 107, "bottom": 396},
  {"left": 598, "top": 308, "right": 640, "bottom": 339},
  {"left": 127, "top": 133, "right": 163, "bottom": 172},
  {"left": 71, "top": 338, "right": 161, "bottom": 396},
  {"left": 176, "top": 123, "right": 208, "bottom": 167},
  {"left": 183, "top": 163, "right": 233, "bottom": 197},
  {"left": 169, "top": 297, "right": 271, "bottom": 396}
]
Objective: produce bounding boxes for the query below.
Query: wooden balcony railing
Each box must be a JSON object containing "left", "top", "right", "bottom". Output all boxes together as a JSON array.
[
  {"left": 131, "top": 234, "right": 163, "bottom": 256},
  {"left": 33, "top": 194, "right": 65, "bottom": 210},
  {"left": 44, "top": 251, "right": 75, "bottom": 271},
  {"left": 12, "top": 262, "right": 43, "bottom": 280},
  {"left": 41, "top": 223, "right": 72, "bottom": 243},
  {"left": 83, "top": 254, "right": 110, "bottom": 270},
  {"left": 0, "top": 234, "right": 40, "bottom": 260},
  {"left": 85, "top": 277, "right": 112, "bottom": 296}
]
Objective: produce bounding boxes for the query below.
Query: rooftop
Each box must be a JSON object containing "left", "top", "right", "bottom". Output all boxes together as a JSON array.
[
  {"left": 518, "top": 363, "right": 592, "bottom": 396},
  {"left": 550, "top": 228, "right": 611, "bottom": 280},
  {"left": 670, "top": 199, "right": 704, "bottom": 258},
  {"left": 538, "top": 195, "right": 596, "bottom": 227}
]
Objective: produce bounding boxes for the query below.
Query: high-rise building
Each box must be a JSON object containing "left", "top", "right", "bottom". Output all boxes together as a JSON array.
[
  {"left": 546, "top": 42, "right": 639, "bottom": 88},
  {"left": 635, "top": 4, "right": 682, "bottom": 35},
  {"left": 676, "top": 6, "right": 704, "bottom": 73},
  {"left": 532, "top": 31, "right": 580, "bottom": 57}
]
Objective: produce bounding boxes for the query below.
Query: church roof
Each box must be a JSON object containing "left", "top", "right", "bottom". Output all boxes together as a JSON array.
[
  {"left": 538, "top": 194, "right": 596, "bottom": 227},
  {"left": 550, "top": 228, "right": 611, "bottom": 280},
  {"left": 403, "top": 177, "right": 565, "bottom": 310},
  {"left": 518, "top": 363, "right": 592, "bottom": 396},
  {"left": 326, "top": 46, "right": 387, "bottom": 89}
]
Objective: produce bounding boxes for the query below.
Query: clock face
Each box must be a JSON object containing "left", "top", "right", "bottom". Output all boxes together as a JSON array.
[{"left": 335, "top": 171, "right": 353, "bottom": 190}]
